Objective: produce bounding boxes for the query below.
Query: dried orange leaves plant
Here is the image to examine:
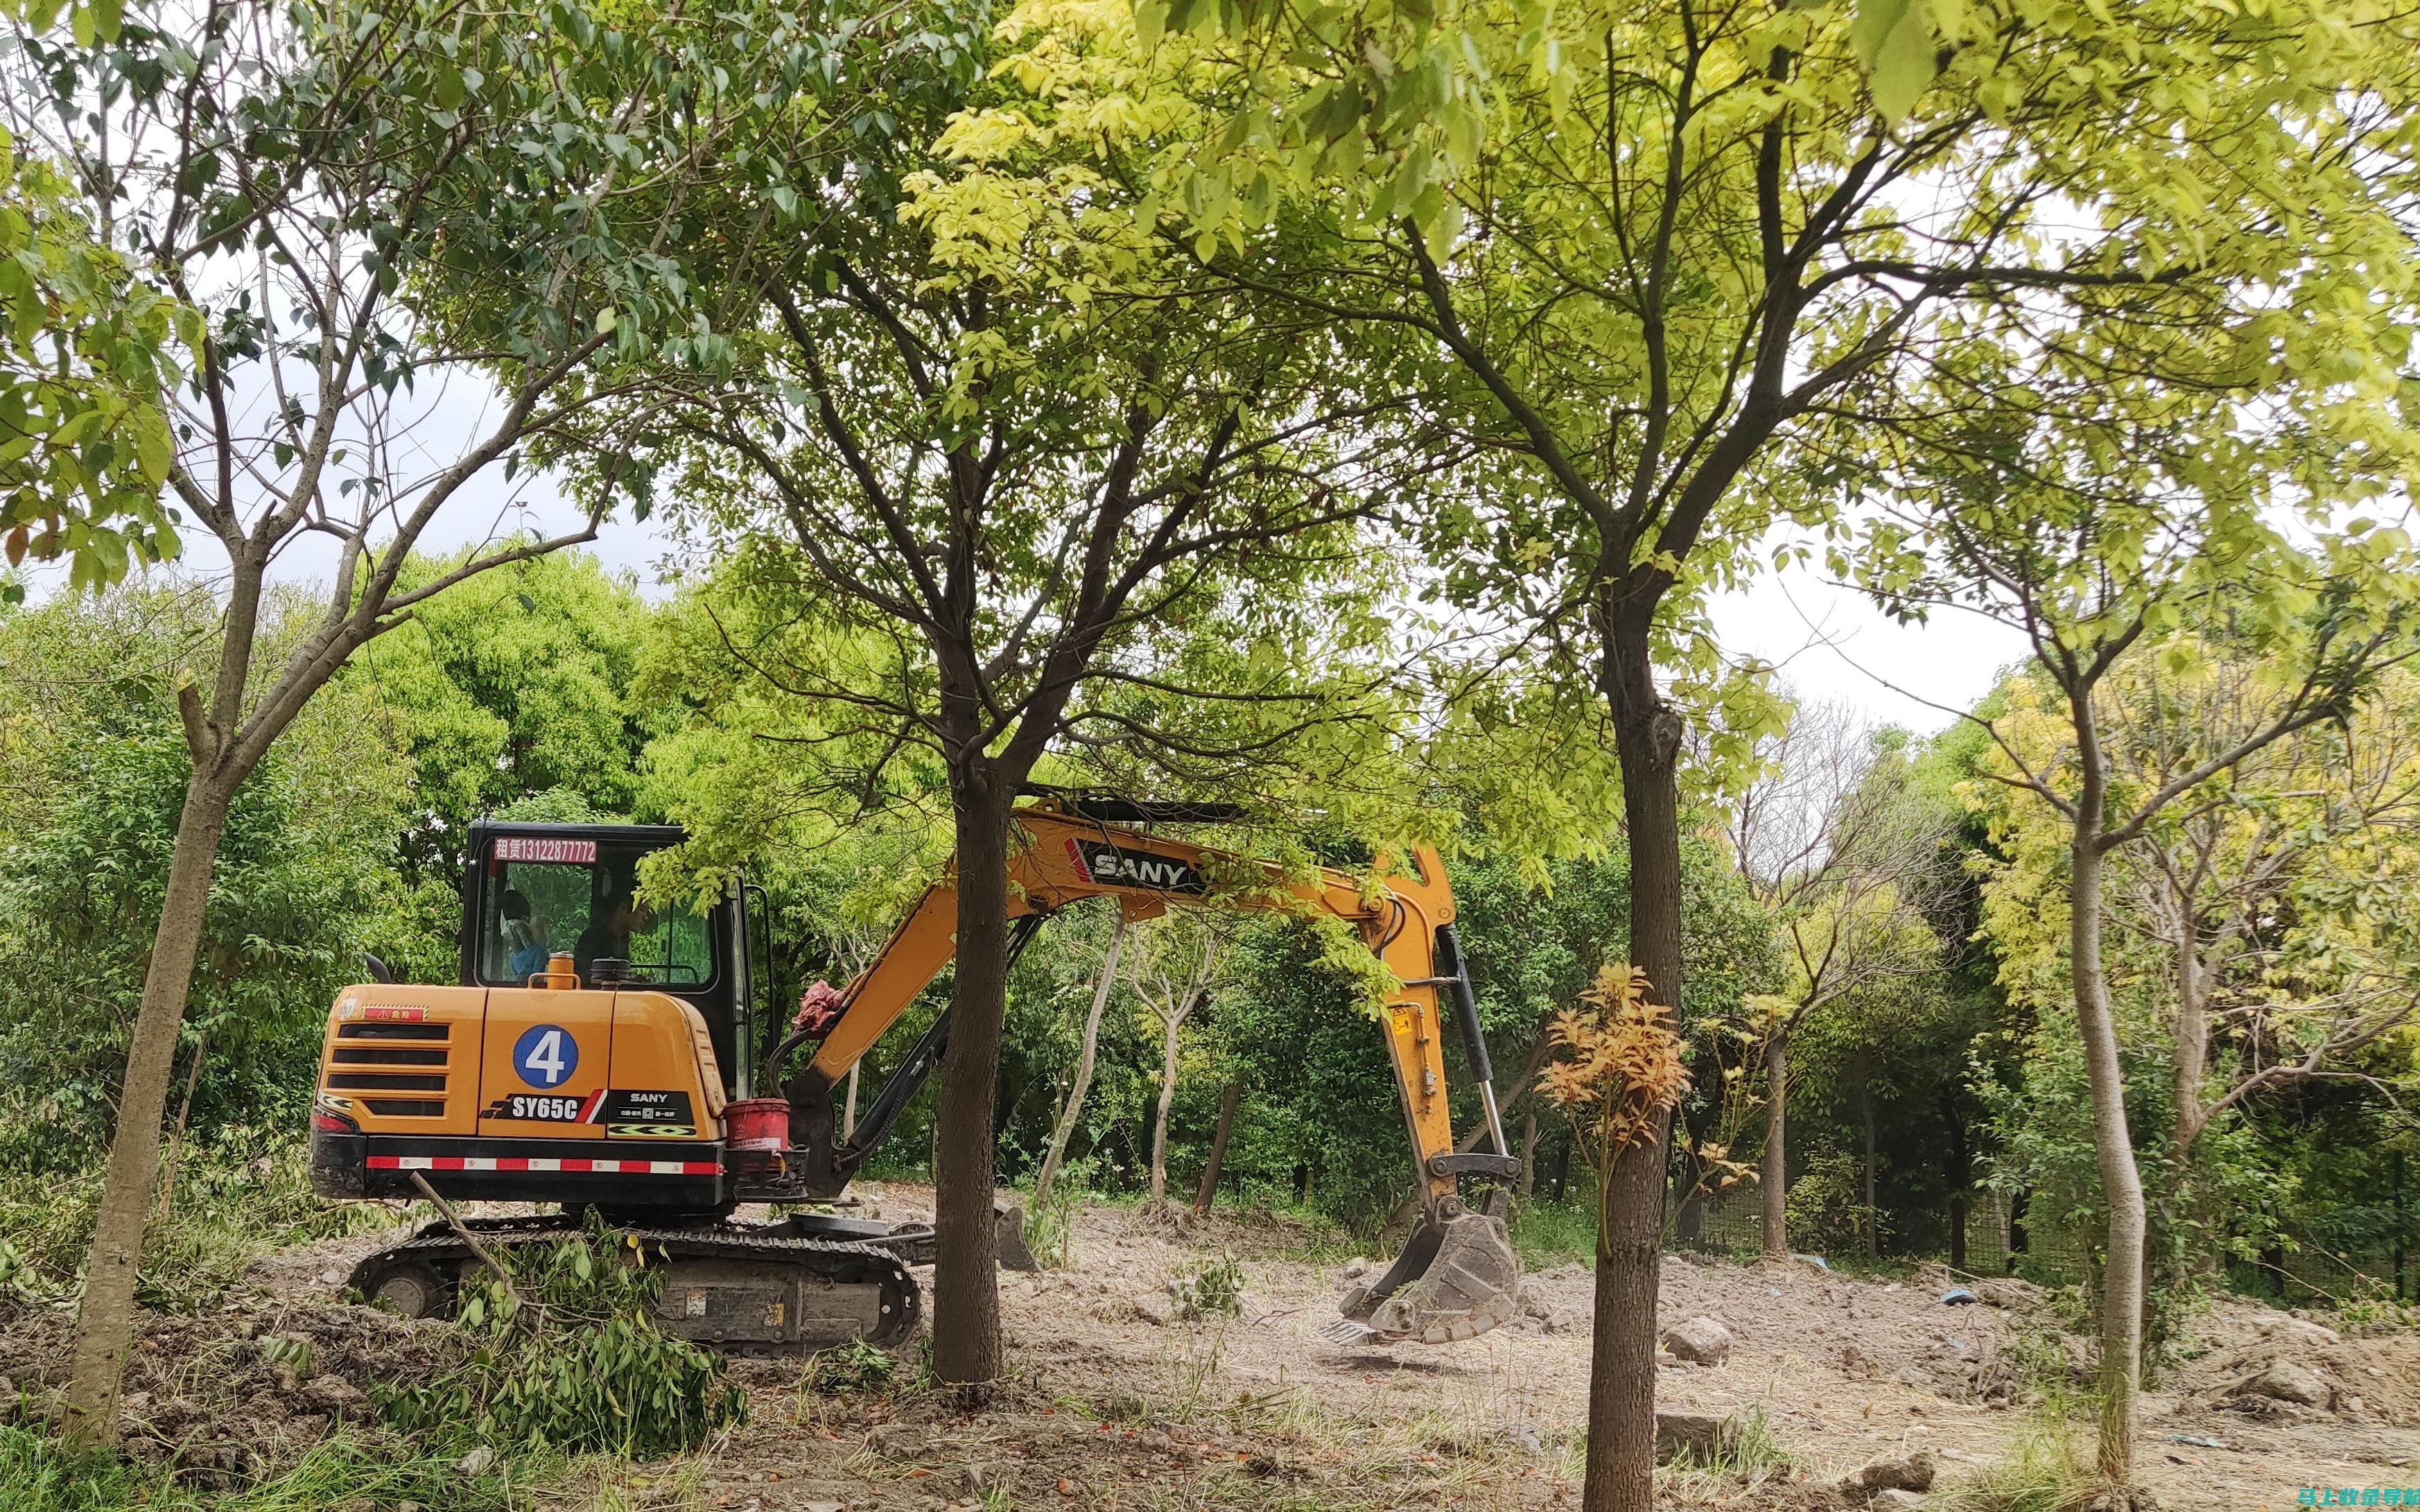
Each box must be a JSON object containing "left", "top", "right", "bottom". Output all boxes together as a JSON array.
[{"left": 1540, "top": 963, "right": 1690, "bottom": 1203}]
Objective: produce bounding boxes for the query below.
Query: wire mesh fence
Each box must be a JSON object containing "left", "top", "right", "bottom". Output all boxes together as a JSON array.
[{"left": 1660, "top": 1185, "right": 2413, "bottom": 1305}]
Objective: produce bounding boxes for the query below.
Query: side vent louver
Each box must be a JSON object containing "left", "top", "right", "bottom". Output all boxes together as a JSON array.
[{"left": 334, "top": 1020, "right": 451, "bottom": 1120}]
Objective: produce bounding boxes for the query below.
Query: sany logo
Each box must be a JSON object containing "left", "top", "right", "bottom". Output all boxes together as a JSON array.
[{"left": 1065, "top": 838, "right": 1208, "bottom": 894}]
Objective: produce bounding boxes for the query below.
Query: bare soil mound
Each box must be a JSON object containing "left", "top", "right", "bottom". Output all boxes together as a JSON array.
[
  {"left": 2168, "top": 1307, "right": 2420, "bottom": 1427},
  {"left": 0, "top": 1290, "right": 465, "bottom": 1482}
]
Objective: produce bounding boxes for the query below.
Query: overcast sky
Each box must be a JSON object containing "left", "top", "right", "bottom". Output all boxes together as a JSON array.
[{"left": 1705, "top": 566, "right": 2027, "bottom": 733}]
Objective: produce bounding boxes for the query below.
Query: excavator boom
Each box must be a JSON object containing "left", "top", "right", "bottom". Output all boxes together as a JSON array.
[{"left": 772, "top": 801, "right": 1524, "bottom": 1346}]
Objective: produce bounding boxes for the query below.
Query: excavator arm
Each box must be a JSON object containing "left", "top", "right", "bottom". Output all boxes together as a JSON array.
[{"left": 770, "top": 799, "right": 1524, "bottom": 1344}]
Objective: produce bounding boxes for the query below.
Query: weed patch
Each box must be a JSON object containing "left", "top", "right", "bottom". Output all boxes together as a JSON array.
[
  {"left": 1655, "top": 1407, "right": 1793, "bottom": 1499},
  {"left": 1938, "top": 1387, "right": 2098, "bottom": 1512},
  {"left": 1509, "top": 1198, "right": 1596, "bottom": 1265},
  {"left": 802, "top": 1337, "right": 898, "bottom": 1396},
  {"left": 1022, "top": 1161, "right": 1099, "bottom": 1269},
  {"left": 0, "top": 1133, "right": 395, "bottom": 1313},
  {"left": 1172, "top": 1253, "right": 1246, "bottom": 1319}
]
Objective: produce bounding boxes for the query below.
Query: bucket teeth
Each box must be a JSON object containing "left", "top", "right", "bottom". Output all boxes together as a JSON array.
[{"left": 1327, "top": 1210, "right": 1521, "bottom": 1346}]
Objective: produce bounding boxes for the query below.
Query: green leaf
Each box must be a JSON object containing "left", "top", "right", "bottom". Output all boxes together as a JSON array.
[
  {"left": 1849, "top": 0, "right": 1936, "bottom": 123},
  {"left": 1134, "top": 0, "right": 1167, "bottom": 50}
]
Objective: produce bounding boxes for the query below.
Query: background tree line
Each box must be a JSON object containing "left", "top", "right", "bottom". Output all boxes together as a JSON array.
[{"left": 7, "top": 549, "right": 2410, "bottom": 1318}]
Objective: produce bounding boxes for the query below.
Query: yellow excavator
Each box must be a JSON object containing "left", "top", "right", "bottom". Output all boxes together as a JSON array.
[{"left": 310, "top": 794, "right": 1522, "bottom": 1350}]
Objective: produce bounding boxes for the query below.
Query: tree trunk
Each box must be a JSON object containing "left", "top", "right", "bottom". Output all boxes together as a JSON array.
[
  {"left": 842, "top": 1063, "right": 860, "bottom": 1141},
  {"left": 1149, "top": 1000, "right": 1182, "bottom": 1207},
  {"left": 62, "top": 775, "right": 234, "bottom": 1447},
  {"left": 1761, "top": 1034, "right": 1788, "bottom": 1257},
  {"left": 1517, "top": 1105, "right": 1538, "bottom": 1207},
  {"left": 1194, "top": 1076, "right": 1242, "bottom": 1214},
  {"left": 1861, "top": 1085, "right": 1879, "bottom": 1258},
  {"left": 1036, "top": 909, "right": 1126, "bottom": 1206},
  {"left": 1583, "top": 650, "right": 1686, "bottom": 1512},
  {"left": 2071, "top": 830, "right": 2147, "bottom": 1484},
  {"left": 931, "top": 772, "right": 1015, "bottom": 1387},
  {"left": 2170, "top": 914, "right": 2208, "bottom": 1156}
]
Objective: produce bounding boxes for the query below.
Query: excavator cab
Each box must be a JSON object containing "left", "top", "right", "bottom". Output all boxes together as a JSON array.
[{"left": 455, "top": 821, "right": 758, "bottom": 1097}]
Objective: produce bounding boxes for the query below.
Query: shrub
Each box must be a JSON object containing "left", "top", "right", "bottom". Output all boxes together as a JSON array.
[
  {"left": 1785, "top": 1149, "right": 1876, "bottom": 1256},
  {"left": 377, "top": 1224, "right": 743, "bottom": 1458}
]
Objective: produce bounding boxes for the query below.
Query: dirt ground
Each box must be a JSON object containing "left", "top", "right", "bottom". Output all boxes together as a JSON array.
[{"left": 6, "top": 1185, "right": 2415, "bottom": 1510}]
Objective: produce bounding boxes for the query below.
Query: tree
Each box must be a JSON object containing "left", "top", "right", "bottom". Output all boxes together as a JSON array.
[
  {"left": 1130, "top": 912, "right": 1226, "bottom": 1206},
  {"left": 0, "top": 128, "right": 192, "bottom": 596},
  {"left": 1860, "top": 449, "right": 2418, "bottom": 1477},
  {"left": 1724, "top": 704, "right": 1953, "bottom": 1255},
  {"left": 346, "top": 553, "right": 667, "bottom": 885},
  {"left": 0, "top": 582, "right": 407, "bottom": 1179},
  {"left": 12, "top": 0, "right": 844, "bottom": 1443},
  {"left": 1962, "top": 648, "right": 2420, "bottom": 1322},
  {"left": 602, "top": 16, "right": 1454, "bottom": 1381},
  {"left": 2094, "top": 654, "right": 2420, "bottom": 1159},
  {"left": 1036, "top": 903, "right": 1130, "bottom": 1207},
  {"left": 958, "top": 0, "right": 2420, "bottom": 1495}
]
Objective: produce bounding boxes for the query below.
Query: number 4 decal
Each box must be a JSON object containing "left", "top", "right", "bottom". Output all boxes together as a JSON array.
[{"left": 513, "top": 1023, "right": 579, "bottom": 1088}]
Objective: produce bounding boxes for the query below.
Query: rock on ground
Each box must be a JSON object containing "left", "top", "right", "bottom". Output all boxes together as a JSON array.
[
  {"left": 2238, "top": 1359, "right": 2333, "bottom": 1409},
  {"left": 1841, "top": 1450, "right": 1936, "bottom": 1500},
  {"left": 1653, "top": 1410, "right": 1734, "bottom": 1461},
  {"left": 1662, "top": 1314, "right": 1733, "bottom": 1366}
]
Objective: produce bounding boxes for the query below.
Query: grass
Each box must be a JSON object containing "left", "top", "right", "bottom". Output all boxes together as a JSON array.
[
  {"left": 1932, "top": 1410, "right": 2098, "bottom": 1512},
  {"left": 1653, "top": 1407, "right": 1795, "bottom": 1502},
  {"left": 0, "top": 1425, "right": 724, "bottom": 1512},
  {"left": 1507, "top": 1197, "right": 1596, "bottom": 1265},
  {"left": 1050, "top": 1377, "right": 1568, "bottom": 1512},
  {"left": 0, "top": 1425, "right": 522, "bottom": 1511},
  {"left": 0, "top": 1131, "right": 401, "bottom": 1313},
  {"left": 1934, "top": 1338, "right": 2107, "bottom": 1512}
]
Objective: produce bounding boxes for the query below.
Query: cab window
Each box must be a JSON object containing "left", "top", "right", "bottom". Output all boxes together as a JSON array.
[{"left": 480, "top": 837, "right": 714, "bottom": 989}]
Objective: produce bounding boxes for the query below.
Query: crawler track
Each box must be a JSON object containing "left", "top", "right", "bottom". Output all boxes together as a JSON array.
[{"left": 349, "top": 1217, "right": 921, "bottom": 1349}]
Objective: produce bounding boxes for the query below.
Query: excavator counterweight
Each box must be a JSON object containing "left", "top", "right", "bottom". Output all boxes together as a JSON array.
[{"left": 308, "top": 801, "right": 1522, "bottom": 1349}]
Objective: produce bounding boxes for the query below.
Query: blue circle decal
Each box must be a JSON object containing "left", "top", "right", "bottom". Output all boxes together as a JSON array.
[{"left": 513, "top": 1023, "right": 578, "bottom": 1088}]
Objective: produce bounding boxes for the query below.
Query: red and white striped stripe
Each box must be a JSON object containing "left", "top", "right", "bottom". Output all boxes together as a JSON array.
[{"left": 367, "top": 1155, "right": 719, "bottom": 1175}]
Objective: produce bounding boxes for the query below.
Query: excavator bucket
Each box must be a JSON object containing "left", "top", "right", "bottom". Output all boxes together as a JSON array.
[
  {"left": 1322, "top": 1208, "right": 1522, "bottom": 1346},
  {"left": 993, "top": 1199, "right": 1041, "bottom": 1272}
]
